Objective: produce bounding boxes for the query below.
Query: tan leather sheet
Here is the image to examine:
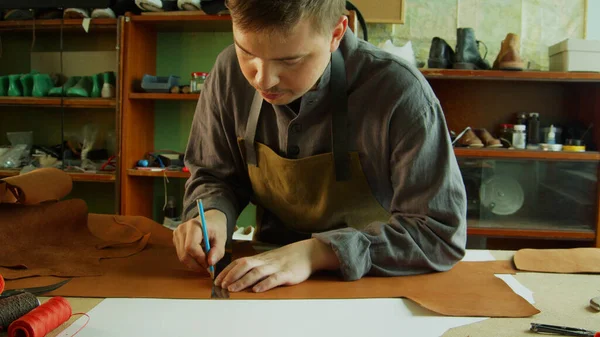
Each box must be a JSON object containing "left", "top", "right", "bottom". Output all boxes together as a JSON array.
[
  {"left": 3, "top": 215, "right": 540, "bottom": 317},
  {"left": 0, "top": 168, "right": 72, "bottom": 204},
  {"left": 0, "top": 201, "right": 149, "bottom": 279},
  {"left": 514, "top": 248, "right": 600, "bottom": 273}
]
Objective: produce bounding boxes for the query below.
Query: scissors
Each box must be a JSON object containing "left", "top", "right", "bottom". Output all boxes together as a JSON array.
[{"left": 0, "top": 278, "right": 71, "bottom": 299}]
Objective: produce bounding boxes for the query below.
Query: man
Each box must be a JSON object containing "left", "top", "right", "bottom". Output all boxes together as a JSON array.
[{"left": 174, "top": 0, "right": 467, "bottom": 293}]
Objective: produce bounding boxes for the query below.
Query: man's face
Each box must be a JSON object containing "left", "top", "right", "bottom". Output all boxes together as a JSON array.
[{"left": 233, "top": 17, "right": 346, "bottom": 105}]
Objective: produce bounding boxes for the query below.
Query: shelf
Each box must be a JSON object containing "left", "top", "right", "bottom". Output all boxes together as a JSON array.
[
  {"left": 420, "top": 69, "right": 600, "bottom": 82},
  {"left": 129, "top": 13, "right": 232, "bottom": 32},
  {"left": 0, "top": 18, "right": 118, "bottom": 32},
  {"left": 129, "top": 93, "right": 200, "bottom": 101},
  {"left": 467, "top": 227, "right": 596, "bottom": 240},
  {"left": 128, "top": 169, "right": 190, "bottom": 178},
  {"left": 468, "top": 217, "right": 595, "bottom": 240},
  {"left": 0, "top": 169, "right": 115, "bottom": 183},
  {"left": 454, "top": 148, "right": 600, "bottom": 162},
  {"left": 0, "top": 97, "right": 116, "bottom": 108}
]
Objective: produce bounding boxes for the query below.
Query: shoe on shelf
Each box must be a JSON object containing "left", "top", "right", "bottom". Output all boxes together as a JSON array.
[
  {"left": 8, "top": 74, "right": 23, "bottom": 97},
  {"left": 474, "top": 128, "right": 502, "bottom": 148},
  {"left": 453, "top": 127, "right": 484, "bottom": 148},
  {"left": 453, "top": 28, "right": 491, "bottom": 70},
  {"left": 178, "top": 0, "right": 201, "bottom": 11},
  {"left": 20, "top": 73, "right": 37, "bottom": 97},
  {"left": 101, "top": 71, "right": 116, "bottom": 98},
  {"left": 3, "top": 9, "right": 34, "bottom": 21},
  {"left": 48, "top": 76, "right": 81, "bottom": 97},
  {"left": 64, "top": 8, "right": 90, "bottom": 19},
  {"left": 428, "top": 37, "right": 455, "bottom": 69},
  {"left": 135, "top": 0, "right": 178, "bottom": 12},
  {"left": 91, "top": 8, "right": 117, "bottom": 19},
  {"left": 493, "top": 33, "right": 525, "bottom": 71},
  {"left": 32, "top": 74, "right": 56, "bottom": 97},
  {"left": 67, "top": 76, "right": 93, "bottom": 97},
  {"left": 0, "top": 76, "right": 9, "bottom": 96}
]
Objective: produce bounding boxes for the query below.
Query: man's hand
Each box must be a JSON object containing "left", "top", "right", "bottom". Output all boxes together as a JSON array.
[
  {"left": 173, "top": 209, "right": 227, "bottom": 273},
  {"left": 214, "top": 238, "right": 340, "bottom": 293}
]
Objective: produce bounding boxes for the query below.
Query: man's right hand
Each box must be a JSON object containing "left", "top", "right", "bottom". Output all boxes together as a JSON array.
[{"left": 173, "top": 209, "right": 228, "bottom": 273}]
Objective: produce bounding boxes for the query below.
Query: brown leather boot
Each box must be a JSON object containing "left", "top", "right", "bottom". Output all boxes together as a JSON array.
[
  {"left": 493, "top": 33, "right": 524, "bottom": 71},
  {"left": 474, "top": 128, "right": 502, "bottom": 148}
]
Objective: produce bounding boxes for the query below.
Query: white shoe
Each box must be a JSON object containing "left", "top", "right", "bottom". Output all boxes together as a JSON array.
[
  {"left": 177, "top": 0, "right": 201, "bottom": 11},
  {"left": 91, "top": 8, "right": 117, "bottom": 19},
  {"left": 135, "top": 0, "right": 178, "bottom": 12}
]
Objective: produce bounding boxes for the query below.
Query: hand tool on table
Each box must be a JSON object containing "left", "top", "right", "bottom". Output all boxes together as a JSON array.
[
  {"left": 197, "top": 199, "right": 214, "bottom": 280},
  {"left": 0, "top": 278, "right": 71, "bottom": 299},
  {"left": 530, "top": 323, "right": 600, "bottom": 337},
  {"left": 211, "top": 252, "right": 232, "bottom": 299},
  {"left": 591, "top": 296, "right": 600, "bottom": 311}
]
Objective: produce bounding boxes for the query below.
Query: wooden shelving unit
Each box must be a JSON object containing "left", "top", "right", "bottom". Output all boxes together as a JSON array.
[
  {"left": 0, "top": 97, "right": 116, "bottom": 108},
  {"left": 421, "top": 69, "right": 600, "bottom": 82},
  {"left": 454, "top": 148, "right": 600, "bottom": 162},
  {"left": 118, "top": 13, "right": 600, "bottom": 247},
  {"left": 0, "top": 169, "right": 115, "bottom": 183},
  {"left": 0, "top": 18, "right": 118, "bottom": 32},
  {"left": 127, "top": 169, "right": 190, "bottom": 178},
  {"left": 0, "top": 16, "right": 123, "bottom": 214},
  {"left": 130, "top": 13, "right": 232, "bottom": 32},
  {"left": 129, "top": 93, "right": 199, "bottom": 101}
]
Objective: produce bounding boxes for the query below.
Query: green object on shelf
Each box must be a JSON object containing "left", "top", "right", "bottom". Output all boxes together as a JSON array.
[
  {"left": 8, "top": 74, "right": 23, "bottom": 97},
  {"left": 48, "top": 76, "right": 81, "bottom": 97},
  {"left": 32, "top": 74, "right": 56, "bottom": 97},
  {"left": 20, "top": 73, "right": 35, "bottom": 97},
  {"left": 66, "top": 76, "right": 93, "bottom": 97},
  {"left": 101, "top": 71, "right": 116, "bottom": 98},
  {"left": 91, "top": 73, "right": 103, "bottom": 98},
  {"left": 0, "top": 76, "right": 9, "bottom": 96}
]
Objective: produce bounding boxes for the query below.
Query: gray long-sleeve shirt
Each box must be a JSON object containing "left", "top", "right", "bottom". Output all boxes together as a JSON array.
[{"left": 183, "top": 29, "right": 467, "bottom": 281}]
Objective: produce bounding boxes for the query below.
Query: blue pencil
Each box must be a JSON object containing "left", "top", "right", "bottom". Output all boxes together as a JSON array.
[{"left": 197, "top": 199, "right": 215, "bottom": 279}]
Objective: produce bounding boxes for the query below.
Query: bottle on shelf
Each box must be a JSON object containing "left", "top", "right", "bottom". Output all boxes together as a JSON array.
[
  {"left": 526, "top": 112, "right": 540, "bottom": 149},
  {"left": 513, "top": 124, "right": 527, "bottom": 149}
]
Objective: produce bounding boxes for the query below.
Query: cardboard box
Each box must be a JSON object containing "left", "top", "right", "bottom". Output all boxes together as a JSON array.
[{"left": 549, "top": 38, "right": 600, "bottom": 72}]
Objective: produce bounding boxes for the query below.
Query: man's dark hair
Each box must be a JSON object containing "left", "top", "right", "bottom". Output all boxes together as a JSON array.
[{"left": 226, "top": 0, "right": 346, "bottom": 34}]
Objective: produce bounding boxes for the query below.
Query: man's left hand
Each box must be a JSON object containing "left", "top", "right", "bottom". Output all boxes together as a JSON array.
[{"left": 214, "top": 238, "right": 340, "bottom": 293}]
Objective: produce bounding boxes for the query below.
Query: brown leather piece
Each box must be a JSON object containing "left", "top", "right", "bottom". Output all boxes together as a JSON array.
[
  {"left": 0, "top": 168, "right": 72, "bottom": 204},
  {"left": 0, "top": 201, "right": 149, "bottom": 280},
  {"left": 5, "top": 224, "right": 539, "bottom": 317},
  {"left": 457, "top": 128, "right": 484, "bottom": 148},
  {"left": 514, "top": 248, "right": 600, "bottom": 273}
]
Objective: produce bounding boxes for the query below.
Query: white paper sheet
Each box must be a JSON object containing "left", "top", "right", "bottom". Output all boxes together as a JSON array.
[
  {"left": 58, "top": 298, "right": 486, "bottom": 337},
  {"left": 462, "top": 250, "right": 535, "bottom": 304}
]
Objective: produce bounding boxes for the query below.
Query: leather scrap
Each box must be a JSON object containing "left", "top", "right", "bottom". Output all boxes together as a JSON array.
[
  {"left": 0, "top": 168, "right": 72, "bottom": 204},
  {"left": 514, "top": 248, "right": 600, "bottom": 274},
  {"left": 0, "top": 200, "right": 150, "bottom": 279},
  {"left": 4, "top": 220, "right": 539, "bottom": 317}
]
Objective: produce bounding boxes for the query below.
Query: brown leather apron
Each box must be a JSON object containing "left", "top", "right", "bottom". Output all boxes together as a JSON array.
[{"left": 237, "top": 50, "right": 390, "bottom": 244}]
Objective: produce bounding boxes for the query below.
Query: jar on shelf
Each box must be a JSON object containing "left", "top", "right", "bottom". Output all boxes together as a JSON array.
[
  {"left": 498, "top": 124, "right": 514, "bottom": 145},
  {"left": 190, "top": 72, "right": 208, "bottom": 93},
  {"left": 512, "top": 124, "right": 527, "bottom": 149}
]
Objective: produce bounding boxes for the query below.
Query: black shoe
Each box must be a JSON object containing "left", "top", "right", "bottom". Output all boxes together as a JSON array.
[
  {"left": 453, "top": 28, "right": 491, "bottom": 70},
  {"left": 428, "top": 37, "right": 455, "bottom": 69}
]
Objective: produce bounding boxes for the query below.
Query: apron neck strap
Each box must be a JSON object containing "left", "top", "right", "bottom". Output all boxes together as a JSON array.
[
  {"left": 330, "top": 48, "right": 350, "bottom": 181},
  {"left": 244, "top": 48, "right": 351, "bottom": 181}
]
